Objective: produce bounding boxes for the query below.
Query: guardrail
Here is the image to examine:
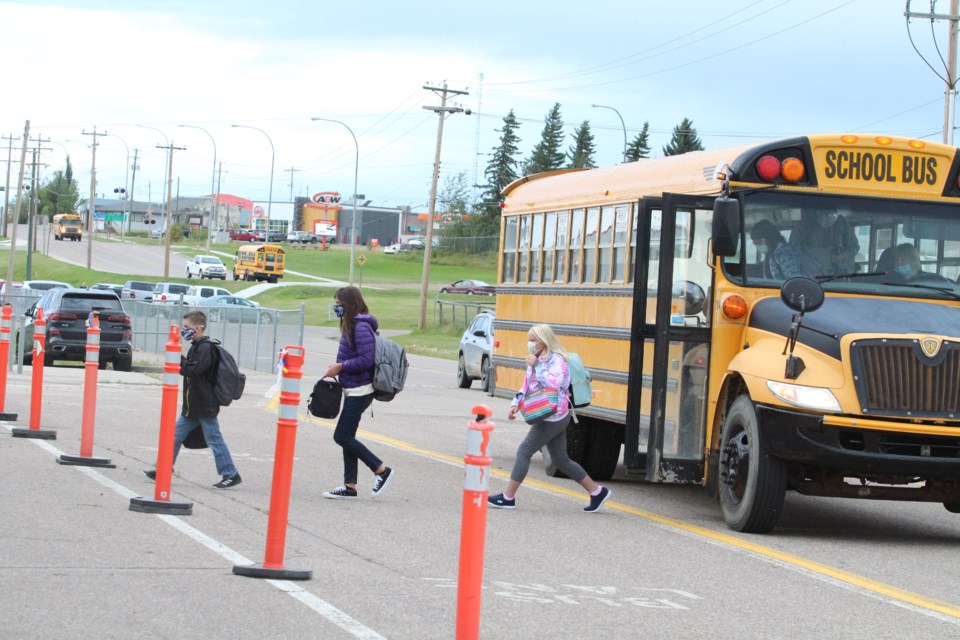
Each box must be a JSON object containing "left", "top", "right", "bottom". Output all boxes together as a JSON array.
[{"left": 434, "top": 292, "right": 494, "bottom": 330}]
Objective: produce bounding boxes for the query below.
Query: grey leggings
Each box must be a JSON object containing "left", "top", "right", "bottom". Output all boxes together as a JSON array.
[{"left": 510, "top": 414, "right": 587, "bottom": 484}]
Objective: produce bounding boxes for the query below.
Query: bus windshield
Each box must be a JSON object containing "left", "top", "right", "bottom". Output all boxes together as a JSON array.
[{"left": 725, "top": 191, "right": 960, "bottom": 300}]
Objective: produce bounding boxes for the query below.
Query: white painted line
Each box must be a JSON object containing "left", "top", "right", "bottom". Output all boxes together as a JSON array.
[{"left": 3, "top": 424, "right": 386, "bottom": 640}]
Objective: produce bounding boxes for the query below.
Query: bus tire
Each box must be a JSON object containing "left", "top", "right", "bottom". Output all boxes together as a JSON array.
[
  {"left": 583, "top": 423, "right": 621, "bottom": 481},
  {"left": 542, "top": 419, "right": 588, "bottom": 478},
  {"left": 944, "top": 502, "right": 960, "bottom": 513},
  {"left": 457, "top": 355, "right": 472, "bottom": 388},
  {"left": 718, "top": 395, "right": 787, "bottom": 533}
]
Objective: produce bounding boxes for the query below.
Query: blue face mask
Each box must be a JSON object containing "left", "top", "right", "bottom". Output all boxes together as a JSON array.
[
  {"left": 180, "top": 326, "right": 197, "bottom": 341},
  {"left": 333, "top": 304, "right": 345, "bottom": 318},
  {"left": 894, "top": 264, "right": 912, "bottom": 276}
]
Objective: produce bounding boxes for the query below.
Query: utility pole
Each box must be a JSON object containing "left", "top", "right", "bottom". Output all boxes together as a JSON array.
[
  {"left": 127, "top": 148, "right": 139, "bottom": 236},
  {"left": 285, "top": 166, "right": 299, "bottom": 202},
  {"left": 417, "top": 81, "right": 470, "bottom": 331},
  {"left": 905, "top": 0, "right": 960, "bottom": 144},
  {"left": 157, "top": 142, "right": 186, "bottom": 279},
  {"left": 2, "top": 134, "right": 18, "bottom": 237},
  {"left": 82, "top": 127, "right": 108, "bottom": 270},
  {"left": 7, "top": 121, "right": 30, "bottom": 290}
]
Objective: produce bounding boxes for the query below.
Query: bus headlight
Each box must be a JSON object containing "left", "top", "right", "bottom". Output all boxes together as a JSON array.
[{"left": 766, "top": 381, "right": 841, "bottom": 412}]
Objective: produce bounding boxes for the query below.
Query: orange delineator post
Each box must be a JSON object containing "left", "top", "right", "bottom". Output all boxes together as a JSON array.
[
  {"left": 129, "top": 325, "right": 193, "bottom": 515},
  {"left": 58, "top": 312, "right": 114, "bottom": 468},
  {"left": 456, "top": 405, "right": 495, "bottom": 640},
  {"left": 0, "top": 303, "right": 18, "bottom": 421},
  {"left": 11, "top": 307, "right": 56, "bottom": 439},
  {"left": 234, "top": 346, "right": 311, "bottom": 580}
]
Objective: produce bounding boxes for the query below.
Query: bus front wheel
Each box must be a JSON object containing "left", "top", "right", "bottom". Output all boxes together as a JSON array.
[
  {"left": 583, "top": 422, "right": 621, "bottom": 481},
  {"left": 718, "top": 396, "right": 787, "bottom": 533},
  {"left": 542, "top": 419, "right": 587, "bottom": 478},
  {"left": 944, "top": 502, "right": 960, "bottom": 513}
]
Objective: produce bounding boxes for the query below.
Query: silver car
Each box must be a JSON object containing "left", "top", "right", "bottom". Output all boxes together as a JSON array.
[{"left": 457, "top": 310, "right": 494, "bottom": 393}]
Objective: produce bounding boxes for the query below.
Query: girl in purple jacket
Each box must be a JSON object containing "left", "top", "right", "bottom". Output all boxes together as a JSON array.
[{"left": 322, "top": 286, "right": 394, "bottom": 499}]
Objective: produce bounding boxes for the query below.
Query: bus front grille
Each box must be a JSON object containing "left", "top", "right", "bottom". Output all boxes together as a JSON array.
[{"left": 850, "top": 339, "right": 960, "bottom": 418}]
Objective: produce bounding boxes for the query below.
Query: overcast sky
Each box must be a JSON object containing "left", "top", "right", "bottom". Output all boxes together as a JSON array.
[{"left": 2, "top": 0, "right": 956, "bottom": 210}]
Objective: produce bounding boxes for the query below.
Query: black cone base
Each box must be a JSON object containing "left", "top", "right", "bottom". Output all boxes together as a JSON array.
[
  {"left": 233, "top": 563, "right": 312, "bottom": 580},
  {"left": 128, "top": 496, "right": 193, "bottom": 515},
  {"left": 11, "top": 427, "right": 56, "bottom": 440},
  {"left": 57, "top": 454, "right": 116, "bottom": 468},
  {"left": 0, "top": 412, "right": 19, "bottom": 421}
]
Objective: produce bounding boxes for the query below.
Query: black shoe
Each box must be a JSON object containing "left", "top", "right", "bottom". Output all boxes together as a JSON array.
[
  {"left": 142, "top": 469, "right": 156, "bottom": 481},
  {"left": 371, "top": 467, "right": 393, "bottom": 497},
  {"left": 323, "top": 484, "right": 358, "bottom": 499},
  {"left": 213, "top": 473, "right": 242, "bottom": 489},
  {"left": 584, "top": 486, "right": 611, "bottom": 513},
  {"left": 488, "top": 493, "right": 516, "bottom": 509}
]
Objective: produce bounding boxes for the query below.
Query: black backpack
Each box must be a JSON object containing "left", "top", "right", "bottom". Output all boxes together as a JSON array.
[
  {"left": 308, "top": 377, "right": 342, "bottom": 418},
  {"left": 210, "top": 340, "right": 246, "bottom": 406}
]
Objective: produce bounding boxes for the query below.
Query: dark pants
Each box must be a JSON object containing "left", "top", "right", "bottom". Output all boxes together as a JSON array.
[{"left": 332, "top": 393, "right": 381, "bottom": 484}]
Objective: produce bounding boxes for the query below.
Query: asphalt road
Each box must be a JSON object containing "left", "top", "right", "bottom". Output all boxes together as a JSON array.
[{"left": 1, "top": 230, "right": 958, "bottom": 639}]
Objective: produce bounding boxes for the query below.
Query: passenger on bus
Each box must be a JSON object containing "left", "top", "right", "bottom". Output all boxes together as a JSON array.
[
  {"left": 892, "top": 243, "right": 949, "bottom": 283},
  {"left": 789, "top": 209, "right": 859, "bottom": 276},
  {"left": 749, "top": 220, "right": 808, "bottom": 279}
]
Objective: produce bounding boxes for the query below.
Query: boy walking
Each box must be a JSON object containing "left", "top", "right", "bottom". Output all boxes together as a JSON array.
[{"left": 144, "top": 310, "right": 241, "bottom": 488}]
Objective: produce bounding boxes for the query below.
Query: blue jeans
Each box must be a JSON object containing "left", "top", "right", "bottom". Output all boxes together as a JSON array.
[
  {"left": 173, "top": 415, "right": 238, "bottom": 478},
  {"left": 333, "top": 394, "right": 380, "bottom": 485}
]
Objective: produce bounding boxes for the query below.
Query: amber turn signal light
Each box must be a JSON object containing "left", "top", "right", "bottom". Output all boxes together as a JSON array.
[{"left": 721, "top": 294, "right": 748, "bottom": 320}]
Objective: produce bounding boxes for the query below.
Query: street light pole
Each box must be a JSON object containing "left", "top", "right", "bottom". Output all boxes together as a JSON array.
[
  {"left": 82, "top": 126, "right": 108, "bottom": 270},
  {"left": 136, "top": 124, "right": 169, "bottom": 235},
  {"left": 179, "top": 124, "right": 217, "bottom": 252},
  {"left": 108, "top": 133, "right": 130, "bottom": 240},
  {"left": 231, "top": 125, "right": 274, "bottom": 242},
  {"left": 310, "top": 117, "right": 359, "bottom": 286},
  {"left": 591, "top": 104, "right": 628, "bottom": 163}
]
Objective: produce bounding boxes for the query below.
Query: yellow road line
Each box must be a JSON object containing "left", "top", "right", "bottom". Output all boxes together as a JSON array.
[{"left": 295, "top": 410, "right": 960, "bottom": 620}]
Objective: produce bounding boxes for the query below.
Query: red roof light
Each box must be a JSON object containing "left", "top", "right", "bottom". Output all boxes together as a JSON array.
[{"left": 755, "top": 155, "right": 781, "bottom": 181}]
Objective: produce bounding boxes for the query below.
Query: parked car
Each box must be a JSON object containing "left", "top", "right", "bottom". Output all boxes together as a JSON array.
[
  {"left": 457, "top": 310, "right": 494, "bottom": 393},
  {"left": 22, "top": 280, "right": 71, "bottom": 291},
  {"left": 439, "top": 279, "right": 496, "bottom": 295},
  {"left": 198, "top": 295, "right": 273, "bottom": 324},
  {"left": 90, "top": 283, "right": 123, "bottom": 298},
  {"left": 383, "top": 243, "right": 412, "bottom": 254},
  {"left": 20, "top": 288, "right": 133, "bottom": 371},
  {"left": 186, "top": 255, "right": 228, "bottom": 280},
  {"left": 286, "top": 231, "right": 318, "bottom": 244},
  {"left": 122, "top": 280, "right": 155, "bottom": 301},
  {"left": 407, "top": 237, "right": 439, "bottom": 249},
  {"left": 258, "top": 229, "right": 286, "bottom": 243},
  {"left": 229, "top": 229, "right": 258, "bottom": 242},
  {"left": 151, "top": 282, "right": 192, "bottom": 304},
  {"left": 181, "top": 284, "right": 232, "bottom": 306}
]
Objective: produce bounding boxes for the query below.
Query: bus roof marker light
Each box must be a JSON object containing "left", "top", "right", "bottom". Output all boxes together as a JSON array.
[
  {"left": 840, "top": 135, "right": 858, "bottom": 144},
  {"left": 908, "top": 139, "right": 926, "bottom": 149},
  {"left": 755, "top": 156, "right": 781, "bottom": 181},
  {"left": 780, "top": 157, "right": 806, "bottom": 183},
  {"left": 875, "top": 136, "right": 892, "bottom": 145},
  {"left": 721, "top": 294, "right": 748, "bottom": 320}
]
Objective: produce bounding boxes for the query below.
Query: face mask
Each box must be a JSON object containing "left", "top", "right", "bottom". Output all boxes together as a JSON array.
[
  {"left": 180, "top": 326, "right": 197, "bottom": 341},
  {"left": 333, "top": 304, "right": 345, "bottom": 318},
  {"left": 527, "top": 341, "right": 539, "bottom": 355},
  {"left": 756, "top": 244, "right": 769, "bottom": 257},
  {"left": 894, "top": 264, "right": 912, "bottom": 276},
  {"left": 818, "top": 213, "right": 838, "bottom": 228}
]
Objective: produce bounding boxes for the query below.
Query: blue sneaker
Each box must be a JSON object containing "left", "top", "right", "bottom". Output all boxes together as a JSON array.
[
  {"left": 488, "top": 493, "right": 516, "bottom": 509},
  {"left": 584, "top": 486, "right": 611, "bottom": 513}
]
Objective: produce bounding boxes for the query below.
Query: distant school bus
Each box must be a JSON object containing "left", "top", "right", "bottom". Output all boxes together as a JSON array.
[
  {"left": 494, "top": 133, "right": 960, "bottom": 533},
  {"left": 53, "top": 213, "right": 83, "bottom": 241},
  {"left": 233, "top": 243, "right": 284, "bottom": 283}
]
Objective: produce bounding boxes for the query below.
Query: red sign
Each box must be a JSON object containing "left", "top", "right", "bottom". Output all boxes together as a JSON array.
[{"left": 253, "top": 205, "right": 264, "bottom": 218}]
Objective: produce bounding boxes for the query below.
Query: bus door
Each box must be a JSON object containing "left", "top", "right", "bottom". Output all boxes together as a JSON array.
[{"left": 624, "top": 194, "right": 714, "bottom": 483}]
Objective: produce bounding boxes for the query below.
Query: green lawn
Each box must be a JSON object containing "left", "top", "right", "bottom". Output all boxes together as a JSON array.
[{"left": 0, "top": 244, "right": 497, "bottom": 360}]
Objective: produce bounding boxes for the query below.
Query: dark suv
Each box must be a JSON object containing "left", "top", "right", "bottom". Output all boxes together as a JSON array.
[{"left": 21, "top": 288, "right": 134, "bottom": 371}]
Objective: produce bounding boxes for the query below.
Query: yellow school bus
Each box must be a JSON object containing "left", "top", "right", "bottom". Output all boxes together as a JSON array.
[
  {"left": 233, "top": 243, "right": 285, "bottom": 283},
  {"left": 52, "top": 213, "right": 83, "bottom": 241},
  {"left": 494, "top": 133, "right": 960, "bottom": 532}
]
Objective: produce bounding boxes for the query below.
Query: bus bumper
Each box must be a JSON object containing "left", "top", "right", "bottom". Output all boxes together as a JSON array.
[{"left": 756, "top": 405, "right": 960, "bottom": 479}]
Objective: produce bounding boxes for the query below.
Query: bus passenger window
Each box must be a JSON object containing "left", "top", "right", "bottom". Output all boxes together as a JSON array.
[
  {"left": 543, "top": 213, "right": 557, "bottom": 282},
  {"left": 582, "top": 207, "right": 599, "bottom": 283},
  {"left": 502, "top": 217, "right": 518, "bottom": 283},
  {"left": 518, "top": 215, "right": 530, "bottom": 283},
  {"left": 555, "top": 211, "right": 569, "bottom": 283},
  {"left": 569, "top": 209, "right": 584, "bottom": 283},
  {"left": 530, "top": 213, "right": 544, "bottom": 283},
  {"left": 612, "top": 204, "right": 629, "bottom": 283},
  {"left": 597, "top": 206, "right": 614, "bottom": 283}
]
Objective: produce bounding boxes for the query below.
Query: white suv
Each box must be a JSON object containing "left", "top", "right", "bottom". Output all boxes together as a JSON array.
[
  {"left": 151, "top": 282, "right": 192, "bottom": 304},
  {"left": 182, "top": 284, "right": 232, "bottom": 306}
]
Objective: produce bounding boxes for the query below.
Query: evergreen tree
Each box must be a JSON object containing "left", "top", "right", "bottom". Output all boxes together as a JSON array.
[
  {"left": 662, "top": 117, "right": 704, "bottom": 156},
  {"left": 566, "top": 121, "right": 597, "bottom": 169},
  {"left": 39, "top": 156, "right": 81, "bottom": 218},
  {"left": 523, "top": 102, "right": 566, "bottom": 174},
  {"left": 478, "top": 109, "right": 522, "bottom": 219},
  {"left": 625, "top": 121, "right": 651, "bottom": 161},
  {"left": 438, "top": 171, "right": 471, "bottom": 218}
]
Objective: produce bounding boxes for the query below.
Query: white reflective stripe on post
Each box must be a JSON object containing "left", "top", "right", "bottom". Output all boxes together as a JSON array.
[
  {"left": 463, "top": 464, "right": 489, "bottom": 492},
  {"left": 87, "top": 333, "right": 100, "bottom": 346},
  {"left": 85, "top": 349, "right": 98, "bottom": 363},
  {"left": 35, "top": 324, "right": 45, "bottom": 337},
  {"left": 163, "top": 372, "right": 180, "bottom": 385},
  {"left": 280, "top": 377, "right": 298, "bottom": 394},
  {"left": 278, "top": 403, "right": 298, "bottom": 420},
  {"left": 465, "top": 429, "right": 487, "bottom": 457},
  {"left": 1, "top": 317, "right": 9, "bottom": 333}
]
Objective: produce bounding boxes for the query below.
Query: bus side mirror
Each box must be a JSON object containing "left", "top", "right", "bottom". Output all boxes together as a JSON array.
[{"left": 711, "top": 195, "right": 741, "bottom": 257}]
